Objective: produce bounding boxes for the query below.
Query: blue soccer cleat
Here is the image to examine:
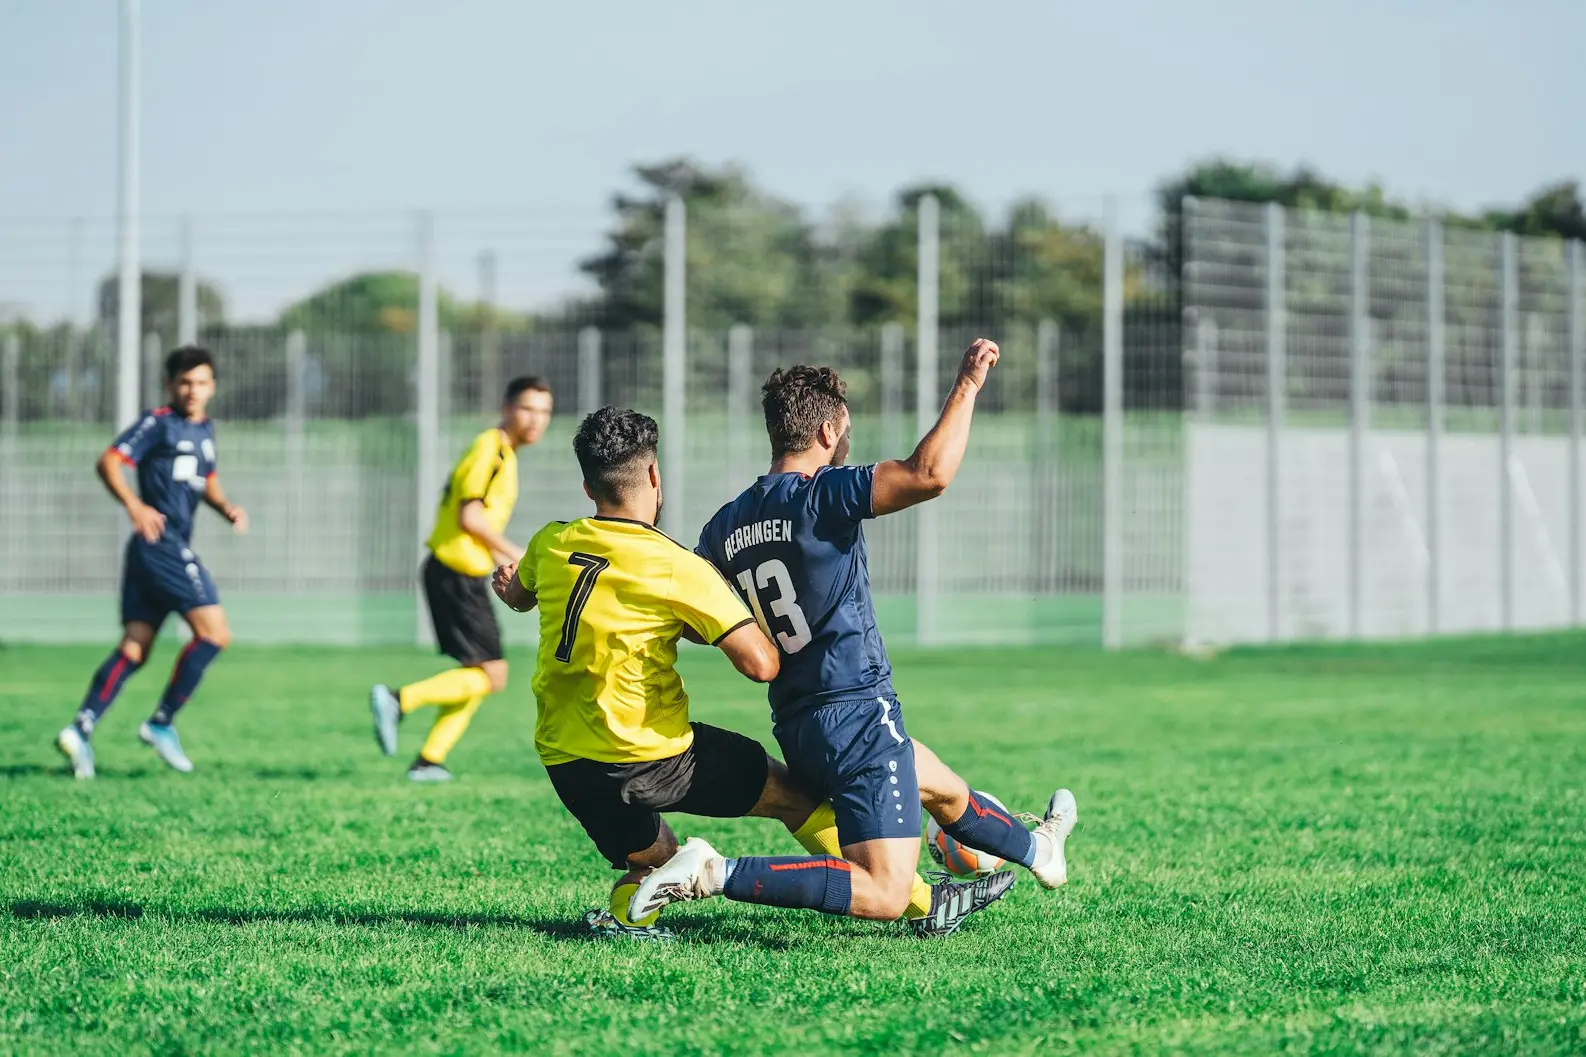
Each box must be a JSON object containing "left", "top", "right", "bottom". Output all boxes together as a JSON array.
[
  {"left": 369, "top": 684, "right": 400, "bottom": 757},
  {"left": 56, "top": 726, "right": 96, "bottom": 780},
  {"left": 138, "top": 721, "right": 194, "bottom": 773}
]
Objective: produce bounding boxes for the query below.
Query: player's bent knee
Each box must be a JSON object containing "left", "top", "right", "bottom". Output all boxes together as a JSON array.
[
  {"left": 482, "top": 661, "right": 508, "bottom": 693},
  {"left": 118, "top": 640, "right": 146, "bottom": 665}
]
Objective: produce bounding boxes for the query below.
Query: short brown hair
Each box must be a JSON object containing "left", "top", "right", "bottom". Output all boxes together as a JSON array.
[{"left": 761, "top": 365, "right": 847, "bottom": 459}]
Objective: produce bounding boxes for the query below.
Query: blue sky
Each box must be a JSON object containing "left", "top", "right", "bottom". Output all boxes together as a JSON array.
[{"left": 2, "top": 0, "right": 1582, "bottom": 319}]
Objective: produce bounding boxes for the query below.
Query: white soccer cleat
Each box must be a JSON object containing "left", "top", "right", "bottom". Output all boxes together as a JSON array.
[
  {"left": 56, "top": 726, "right": 95, "bottom": 780},
  {"left": 628, "top": 837, "right": 727, "bottom": 922},
  {"left": 1029, "top": 788, "right": 1078, "bottom": 890},
  {"left": 139, "top": 722, "right": 195, "bottom": 773},
  {"left": 369, "top": 684, "right": 401, "bottom": 757}
]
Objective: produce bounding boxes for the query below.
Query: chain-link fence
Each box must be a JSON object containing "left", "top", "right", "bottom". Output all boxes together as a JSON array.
[
  {"left": 1184, "top": 198, "right": 1586, "bottom": 644},
  {"left": 4, "top": 197, "right": 1582, "bottom": 647},
  {"left": 0, "top": 197, "right": 1147, "bottom": 647}
]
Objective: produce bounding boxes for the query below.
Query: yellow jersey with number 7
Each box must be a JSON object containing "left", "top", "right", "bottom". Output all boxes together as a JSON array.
[{"left": 519, "top": 516, "right": 755, "bottom": 766}]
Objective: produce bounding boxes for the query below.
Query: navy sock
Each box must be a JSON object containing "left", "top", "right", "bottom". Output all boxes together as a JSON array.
[
  {"left": 722, "top": 856, "right": 854, "bottom": 915},
  {"left": 942, "top": 791, "right": 1037, "bottom": 869},
  {"left": 75, "top": 649, "right": 144, "bottom": 736},
  {"left": 150, "top": 639, "right": 223, "bottom": 726}
]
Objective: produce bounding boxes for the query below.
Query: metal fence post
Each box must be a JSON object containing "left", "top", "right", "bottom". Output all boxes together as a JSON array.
[
  {"left": 285, "top": 330, "right": 307, "bottom": 592},
  {"left": 1265, "top": 203, "right": 1286, "bottom": 642},
  {"left": 1036, "top": 318, "right": 1059, "bottom": 455},
  {"left": 1196, "top": 316, "right": 1218, "bottom": 418},
  {"left": 116, "top": 0, "right": 140, "bottom": 430},
  {"left": 880, "top": 321, "right": 904, "bottom": 456},
  {"left": 915, "top": 194, "right": 941, "bottom": 646},
  {"left": 2, "top": 332, "right": 18, "bottom": 582},
  {"left": 1500, "top": 232, "right": 1517, "bottom": 631},
  {"left": 415, "top": 212, "right": 440, "bottom": 647},
  {"left": 1102, "top": 197, "right": 1124, "bottom": 650},
  {"left": 1035, "top": 318, "right": 1060, "bottom": 593},
  {"left": 727, "top": 324, "right": 754, "bottom": 482},
  {"left": 178, "top": 216, "right": 197, "bottom": 345},
  {"left": 1570, "top": 239, "right": 1584, "bottom": 625},
  {"left": 663, "top": 196, "right": 687, "bottom": 531},
  {"left": 142, "top": 331, "right": 161, "bottom": 408},
  {"left": 1426, "top": 219, "right": 1445, "bottom": 634},
  {"left": 1349, "top": 211, "right": 1370, "bottom": 639},
  {"left": 577, "top": 326, "right": 603, "bottom": 415},
  {"left": 478, "top": 250, "right": 498, "bottom": 413}
]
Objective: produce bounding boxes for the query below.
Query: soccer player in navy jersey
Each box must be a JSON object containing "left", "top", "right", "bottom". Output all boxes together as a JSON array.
[
  {"left": 55, "top": 346, "right": 247, "bottom": 779},
  {"left": 632, "top": 338, "right": 1077, "bottom": 930}
]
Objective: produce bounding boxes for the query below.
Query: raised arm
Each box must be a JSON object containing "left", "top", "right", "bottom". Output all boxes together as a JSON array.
[
  {"left": 203, "top": 474, "right": 248, "bottom": 534},
  {"left": 96, "top": 449, "right": 165, "bottom": 543},
  {"left": 870, "top": 337, "right": 999, "bottom": 517},
  {"left": 459, "top": 500, "right": 522, "bottom": 566}
]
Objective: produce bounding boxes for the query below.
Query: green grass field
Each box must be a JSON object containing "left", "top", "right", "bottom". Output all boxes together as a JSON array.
[{"left": 2, "top": 635, "right": 1584, "bottom": 1055}]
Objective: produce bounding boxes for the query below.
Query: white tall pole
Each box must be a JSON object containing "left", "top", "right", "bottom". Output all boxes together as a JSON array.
[
  {"left": 914, "top": 194, "right": 941, "bottom": 646},
  {"left": 1102, "top": 197, "right": 1124, "bottom": 650},
  {"left": 1426, "top": 219, "right": 1445, "bottom": 635},
  {"left": 415, "top": 213, "right": 440, "bottom": 647},
  {"left": 662, "top": 196, "right": 687, "bottom": 532},
  {"left": 116, "top": 0, "right": 141, "bottom": 429},
  {"left": 1265, "top": 203, "right": 1286, "bottom": 643}
]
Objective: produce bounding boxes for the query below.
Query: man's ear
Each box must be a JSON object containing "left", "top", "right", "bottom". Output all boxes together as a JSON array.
[
  {"left": 648, "top": 461, "right": 660, "bottom": 488},
  {"left": 582, "top": 481, "right": 593, "bottom": 501},
  {"left": 818, "top": 418, "right": 840, "bottom": 449}
]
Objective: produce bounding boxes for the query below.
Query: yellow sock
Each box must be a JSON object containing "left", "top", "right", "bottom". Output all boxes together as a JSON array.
[
  {"left": 611, "top": 883, "right": 660, "bottom": 928},
  {"left": 906, "top": 875, "right": 933, "bottom": 919},
  {"left": 399, "top": 667, "right": 492, "bottom": 714},
  {"left": 417, "top": 694, "right": 484, "bottom": 764},
  {"left": 792, "top": 803, "right": 843, "bottom": 856},
  {"left": 793, "top": 804, "right": 934, "bottom": 920}
]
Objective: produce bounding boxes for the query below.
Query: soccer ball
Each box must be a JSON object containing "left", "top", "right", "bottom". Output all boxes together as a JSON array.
[{"left": 926, "top": 791, "right": 1011, "bottom": 877}]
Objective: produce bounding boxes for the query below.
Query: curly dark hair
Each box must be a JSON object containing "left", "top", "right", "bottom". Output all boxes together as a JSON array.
[
  {"left": 573, "top": 406, "right": 659, "bottom": 503},
  {"left": 164, "top": 345, "right": 215, "bottom": 381},
  {"left": 761, "top": 365, "right": 847, "bottom": 459}
]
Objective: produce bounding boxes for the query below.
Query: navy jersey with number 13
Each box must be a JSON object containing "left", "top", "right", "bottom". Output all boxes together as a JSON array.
[{"left": 696, "top": 465, "right": 893, "bottom": 721}]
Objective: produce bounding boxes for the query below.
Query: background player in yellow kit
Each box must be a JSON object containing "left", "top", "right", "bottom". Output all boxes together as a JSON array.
[{"left": 368, "top": 376, "right": 552, "bottom": 781}]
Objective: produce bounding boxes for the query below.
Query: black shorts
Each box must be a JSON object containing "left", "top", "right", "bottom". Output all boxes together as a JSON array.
[
  {"left": 422, "top": 554, "right": 502, "bottom": 665},
  {"left": 544, "top": 722, "right": 770, "bottom": 869}
]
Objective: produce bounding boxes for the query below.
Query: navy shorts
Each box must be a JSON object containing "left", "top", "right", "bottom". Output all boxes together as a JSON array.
[
  {"left": 774, "top": 696, "right": 922, "bottom": 846},
  {"left": 121, "top": 538, "right": 220, "bottom": 627}
]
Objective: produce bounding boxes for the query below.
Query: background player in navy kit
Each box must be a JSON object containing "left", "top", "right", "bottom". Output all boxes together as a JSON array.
[
  {"left": 632, "top": 339, "right": 1076, "bottom": 931},
  {"left": 55, "top": 346, "right": 247, "bottom": 780}
]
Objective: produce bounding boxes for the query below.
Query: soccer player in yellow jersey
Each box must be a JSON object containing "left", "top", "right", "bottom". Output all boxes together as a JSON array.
[
  {"left": 368, "top": 376, "right": 552, "bottom": 781},
  {"left": 492, "top": 407, "right": 994, "bottom": 939}
]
